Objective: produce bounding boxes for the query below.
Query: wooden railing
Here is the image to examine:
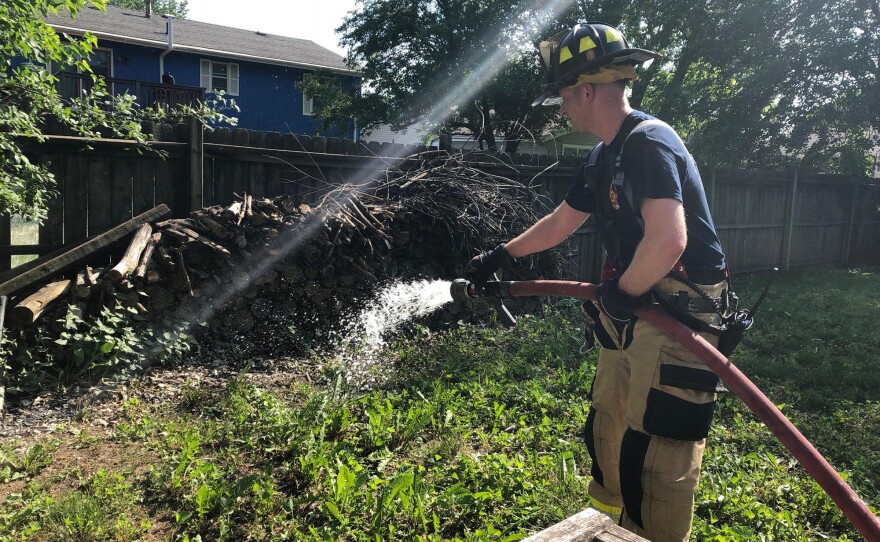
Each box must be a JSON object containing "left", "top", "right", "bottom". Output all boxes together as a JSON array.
[{"left": 56, "top": 72, "right": 204, "bottom": 109}]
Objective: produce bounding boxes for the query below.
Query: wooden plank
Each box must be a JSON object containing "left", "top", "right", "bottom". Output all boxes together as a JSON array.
[
  {"left": 204, "top": 156, "right": 216, "bottom": 206},
  {"left": 132, "top": 157, "right": 156, "bottom": 216},
  {"left": 842, "top": 182, "right": 859, "bottom": 264},
  {"left": 0, "top": 245, "right": 63, "bottom": 256},
  {"left": 213, "top": 158, "right": 232, "bottom": 206},
  {"left": 0, "top": 215, "right": 10, "bottom": 273},
  {"left": 40, "top": 153, "right": 65, "bottom": 248},
  {"left": 0, "top": 204, "right": 171, "bottom": 298},
  {"left": 522, "top": 508, "right": 647, "bottom": 542},
  {"left": 88, "top": 156, "right": 114, "bottom": 235},
  {"left": 189, "top": 116, "right": 204, "bottom": 212},
  {"left": 780, "top": 168, "right": 798, "bottom": 271},
  {"left": 63, "top": 153, "right": 88, "bottom": 245},
  {"left": 155, "top": 159, "right": 187, "bottom": 217},
  {"left": 110, "top": 156, "right": 134, "bottom": 226},
  {"left": 251, "top": 162, "right": 267, "bottom": 197}
]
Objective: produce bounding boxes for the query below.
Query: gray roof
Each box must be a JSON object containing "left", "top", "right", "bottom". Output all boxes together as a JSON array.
[{"left": 46, "top": 4, "right": 356, "bottom": 75}]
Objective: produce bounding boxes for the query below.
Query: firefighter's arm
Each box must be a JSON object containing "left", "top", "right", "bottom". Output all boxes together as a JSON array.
[
  {"left": 504, "top": 201, "right": 589, "bottom": 258},
  {"left": 618, "top": 198, "right": 687, "bottom": 296}
]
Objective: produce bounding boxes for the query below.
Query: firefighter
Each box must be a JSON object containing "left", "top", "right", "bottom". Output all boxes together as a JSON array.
[{"left": 466, "top": 22, "right": 729, "bottom": 542}]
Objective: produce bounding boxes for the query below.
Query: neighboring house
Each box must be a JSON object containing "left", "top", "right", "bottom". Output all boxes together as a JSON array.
[
  {"left": 364, "top": 121, "right": 600, "bottom": 158},
  {"left": 41, "top": 3, "right": 360, "bottom": 136}
]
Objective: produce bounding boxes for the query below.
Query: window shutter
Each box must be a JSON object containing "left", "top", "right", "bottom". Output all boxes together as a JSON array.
[
  {"left": 228, "top": 63, "right": 239, "bottom": 95},
  {"left": 200, "top": 59, "right": 210, "bottom": 89}
]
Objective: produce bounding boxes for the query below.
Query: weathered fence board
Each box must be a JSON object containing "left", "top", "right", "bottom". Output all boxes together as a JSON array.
[
  {"left": 1, "top": 131, "right": 877, "bottom": 281},
  {"left": 63, "top": 154, "right": 89, "bottom": 243}
]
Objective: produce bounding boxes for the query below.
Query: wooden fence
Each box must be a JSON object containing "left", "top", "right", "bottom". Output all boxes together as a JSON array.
[{"left": 1, "top": 118, "right": 878, "bottom": 283}]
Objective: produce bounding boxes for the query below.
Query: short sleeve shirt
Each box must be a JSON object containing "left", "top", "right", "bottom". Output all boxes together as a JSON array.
[{"left": 565, "top": 111, "right": 726, "bottom": 273}]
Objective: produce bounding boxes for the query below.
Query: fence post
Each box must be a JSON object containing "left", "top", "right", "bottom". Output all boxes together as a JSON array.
[
  {"left": 842, "top": 179, "right": 860, "bottom": 265},
  {"left": 189, "top": 116, "right": 204, "bottom": 212},
  {"left": 781, "top": 167, "right": 799, "bottom": 271},
  {"left": 706, "top": 166, "right": 717, "bottom": 212}
]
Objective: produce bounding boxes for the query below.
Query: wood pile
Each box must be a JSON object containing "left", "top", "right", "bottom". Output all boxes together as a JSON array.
[{"left": 3, "top": 154, "right": 570, "bottom": 360}]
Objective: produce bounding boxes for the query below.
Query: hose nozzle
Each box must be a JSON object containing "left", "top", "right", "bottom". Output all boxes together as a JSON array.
[{"left": 450, "top": 278, "right": 516, "bottom": 327}]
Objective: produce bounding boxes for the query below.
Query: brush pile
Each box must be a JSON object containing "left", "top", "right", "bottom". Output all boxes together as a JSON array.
[{"left": 4, "top": 154, "right": 572, "bottom": 367}]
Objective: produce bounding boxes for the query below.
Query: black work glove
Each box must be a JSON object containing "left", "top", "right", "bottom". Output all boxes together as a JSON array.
[
  {"left": 596, "top": 278, "right": 650, "bottom": 324},
  {"left": 466, "top": 244, "right": 514, "bottom": 285}
]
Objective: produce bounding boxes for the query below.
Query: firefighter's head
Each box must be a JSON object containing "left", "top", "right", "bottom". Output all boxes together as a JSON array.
[{"left": 532, "top": 22, "right": 658, "bottom": 107}]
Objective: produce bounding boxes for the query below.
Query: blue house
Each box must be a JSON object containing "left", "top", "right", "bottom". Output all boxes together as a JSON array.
[{"left": 44, "top": 3, "right": 360, "bottom": 137}]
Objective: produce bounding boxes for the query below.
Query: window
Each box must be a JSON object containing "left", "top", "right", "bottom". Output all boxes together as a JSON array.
[
  {"left": 303, "top": 94, "right": 316, "bottom": 116},
  {"left": 200, "top": 59, "right": 239, "bottom": 96},
  {"left": 301, "top": 74, "right": 323, "bottom": 116},
  {"left": 562, "top": 143, "right": 590, "bottom": 157}
]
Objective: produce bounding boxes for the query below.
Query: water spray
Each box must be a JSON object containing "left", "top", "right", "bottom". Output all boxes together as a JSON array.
[{"left": 452, "top": 278, "right": 880, "bottom": 541}]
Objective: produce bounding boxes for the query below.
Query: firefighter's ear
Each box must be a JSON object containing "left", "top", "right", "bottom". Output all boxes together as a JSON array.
[{"left": 580, "top": 82, "right": 595, "bottom": 101}]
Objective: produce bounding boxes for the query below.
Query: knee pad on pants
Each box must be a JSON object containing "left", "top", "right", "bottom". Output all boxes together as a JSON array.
[{"left": 620, "top": 428, "right": 705, "bottom": 541}]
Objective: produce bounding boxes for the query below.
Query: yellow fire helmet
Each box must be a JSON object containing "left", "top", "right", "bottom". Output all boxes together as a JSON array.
[{"left": 532, "top": 22, "right": 659, "bottom": 107}]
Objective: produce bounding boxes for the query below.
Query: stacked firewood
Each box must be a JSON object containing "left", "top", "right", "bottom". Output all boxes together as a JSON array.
[{"left": 7, "top": 155, "right": 570, "bottom": 359}]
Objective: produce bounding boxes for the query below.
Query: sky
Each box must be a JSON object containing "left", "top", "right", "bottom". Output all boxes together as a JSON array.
[{"left": 185, "top": 0, "right": 358, "bottom": 58}]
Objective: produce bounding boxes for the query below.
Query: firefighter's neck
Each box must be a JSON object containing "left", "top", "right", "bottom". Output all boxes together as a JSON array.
[{"left": 589, "top": 85, "right": 632, "bottom": 145}]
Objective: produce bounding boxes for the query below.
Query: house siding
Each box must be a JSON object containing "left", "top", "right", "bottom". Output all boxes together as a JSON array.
[{"left": 14, "top": 37, "right": 359, "bottom": 137}]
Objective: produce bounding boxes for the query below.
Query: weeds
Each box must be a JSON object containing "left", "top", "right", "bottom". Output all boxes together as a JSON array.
[{"left": 0, "top": 268, "right": 877, "bottom": 540}]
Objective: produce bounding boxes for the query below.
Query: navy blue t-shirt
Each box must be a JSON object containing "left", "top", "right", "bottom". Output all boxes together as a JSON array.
[{"left": 565, "top": 111, "right": 726, "bottom": 274}]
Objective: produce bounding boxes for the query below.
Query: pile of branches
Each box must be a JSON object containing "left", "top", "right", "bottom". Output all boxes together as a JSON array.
[{"left": 3, "top": 153, "right": 573, "bottom": 390}]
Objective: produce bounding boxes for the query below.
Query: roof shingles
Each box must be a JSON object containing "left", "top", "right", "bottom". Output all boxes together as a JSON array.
[{"left": 45, "top": 4, "right": 354, "bottom": 74}]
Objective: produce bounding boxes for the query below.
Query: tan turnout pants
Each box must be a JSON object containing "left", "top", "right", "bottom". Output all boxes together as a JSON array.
[{"left": 584, "top": 278, "right": 725, "bottom": 542}]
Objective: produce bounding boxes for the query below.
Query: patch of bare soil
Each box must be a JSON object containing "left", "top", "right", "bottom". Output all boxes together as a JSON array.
[{"left": 0, "top": 356, "right": 325, "bottom": 514}]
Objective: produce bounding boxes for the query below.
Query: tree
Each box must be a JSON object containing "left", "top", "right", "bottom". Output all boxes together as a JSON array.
[
  {"left": 106, "top": 0, "right": 188, "bottom": 18},
  {"left": 311, "top": 0, "right": 877, "bottom": 174},
  {"left": 1, "top": 0, "right": 231, "bottom": 222},
  {"left": 582, "top": 0, "right": 879, "bottom": 173},
  {"left": 300, "top": 0, "right": 581, "bottom": 152}
]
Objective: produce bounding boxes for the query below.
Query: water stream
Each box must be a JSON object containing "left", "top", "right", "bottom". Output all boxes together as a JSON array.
[{"left": 335, "top": 279, "right": 453, "bottom": 387}]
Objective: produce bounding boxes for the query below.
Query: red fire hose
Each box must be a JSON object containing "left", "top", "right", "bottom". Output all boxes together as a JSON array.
[{"left": 480, "top": 279, "right": 880, "bottom": 541}]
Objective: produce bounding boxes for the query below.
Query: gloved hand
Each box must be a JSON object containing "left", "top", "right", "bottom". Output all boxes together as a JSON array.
[
  {"left": 596, "top": 278, "right": 649, "bottom": 324},
  {"left": 466, "top": 244, "right": 514, "bottom": 285}
]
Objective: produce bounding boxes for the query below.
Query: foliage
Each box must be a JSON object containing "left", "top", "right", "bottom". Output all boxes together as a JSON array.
[
  {"left": 106, "top": 0, "right": 188, "bottom": 18},
  {"left": 583, "top": 0, "right": 879, "bottom": 173},
  {"left": 1, "top": 268, "right": 878, "bottom": 540},
  {"left": 1, "top": 294, "right": 194, "bottom": 396},
  {"left": 301, "top": 0, "right": 578, "bottom": 151},
  {"left": 0, "top": 0, "right": 234, "bottom": 222},
  {"left": 314, "top": 0, "right": 877, "bottom": 172}
]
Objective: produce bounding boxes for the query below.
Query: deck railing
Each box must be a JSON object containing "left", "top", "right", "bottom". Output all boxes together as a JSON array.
[{"left": 56, "top": 72, "right": 205, "bottom": 109}]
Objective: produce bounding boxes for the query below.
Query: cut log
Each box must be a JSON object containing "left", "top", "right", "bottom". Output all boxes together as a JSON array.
[
  {"left": 135, "top": 232, "right": 161, "bottom": 280},
  {"left": 75, "top": 270, "right": 91, "bottom": 299},
  {"left": 85, "top": 266, "right": 101, "bottom": 286},
  {"left": 0, "top": 204, "right": 171, "bottom": 298},
  {"left": 197, "top": 216, "right": 230, "bottom": 239},
  {"left": 107, "top": 224, "right": 153, "bottom": 282},
  {"left": 11, "top": 279, "right": 72, "bottom": 324},
  {"left": 166, "top": 226, "right": 231, "bottom": 257},
  {"left": 223, "top": 201, "right": 243, "bottom": 222}
]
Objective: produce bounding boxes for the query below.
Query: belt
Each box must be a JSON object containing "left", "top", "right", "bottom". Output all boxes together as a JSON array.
[{"left": 684, "top": 268, "right": 727, "bottom": 285}]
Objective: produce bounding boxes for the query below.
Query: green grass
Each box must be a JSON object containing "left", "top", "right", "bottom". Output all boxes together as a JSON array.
[
  {"left": 10, "top": 216, "right": 39, "bottom": 268},
  {"left": 0, "top": 267, "right": 878, "bottom": 541}
]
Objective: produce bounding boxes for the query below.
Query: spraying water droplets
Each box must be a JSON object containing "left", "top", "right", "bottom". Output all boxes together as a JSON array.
[{"left": 334, "top": 279, "right": 453, "bottom": 388}]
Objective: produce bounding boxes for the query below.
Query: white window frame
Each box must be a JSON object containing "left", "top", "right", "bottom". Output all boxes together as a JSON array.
[
  {"left": 562, "top": 143, "right": 590, "bottom": 157},
  {"left": 303, "top": 95, "right": 315, "bottom": 116},
  {"left": 301, "top": 73, "right": 319, "bottom": 116},
  {"left": 200, "top": 59, "right": 239, "bottom": 96}
]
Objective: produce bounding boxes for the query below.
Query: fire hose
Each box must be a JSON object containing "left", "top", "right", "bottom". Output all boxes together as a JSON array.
[{"left": 450, "top": 278, "right": 880, "bottom": 541}]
